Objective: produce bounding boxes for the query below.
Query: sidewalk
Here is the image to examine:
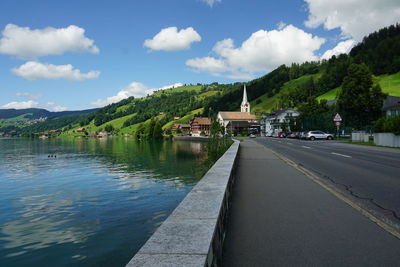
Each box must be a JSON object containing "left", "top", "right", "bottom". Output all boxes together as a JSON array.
[{"left": 222, "top": 140, "right": 400, "bottom": 266}]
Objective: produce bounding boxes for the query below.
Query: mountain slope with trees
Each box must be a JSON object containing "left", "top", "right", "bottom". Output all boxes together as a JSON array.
[{"left": 1, "top": 24, "right": 399, "bottom": 136}]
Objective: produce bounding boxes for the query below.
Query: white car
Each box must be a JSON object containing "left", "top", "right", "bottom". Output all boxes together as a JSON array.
[{"left": 304, "top": 131, "right": 333, "bottom": 140}]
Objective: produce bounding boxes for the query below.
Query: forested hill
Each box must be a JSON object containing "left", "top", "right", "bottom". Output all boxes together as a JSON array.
[
  {"left": 2, "top": 24, "right": 399, "bottom": 136},
  {"left": 0, "top": 108, "right": 98, "bottom": 120}
]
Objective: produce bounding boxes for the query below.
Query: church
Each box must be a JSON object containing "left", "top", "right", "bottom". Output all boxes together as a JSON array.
[{"left": 217, "top": 85, "right": 259, "bottom": 135}]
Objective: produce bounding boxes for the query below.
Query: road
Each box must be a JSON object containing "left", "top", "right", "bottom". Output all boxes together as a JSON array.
[
  {"left": 255, "top": 137, "right": 400, "bottom": 226},
  {"left": 222, "top": 140, "right": 400, "bottom": 266}
]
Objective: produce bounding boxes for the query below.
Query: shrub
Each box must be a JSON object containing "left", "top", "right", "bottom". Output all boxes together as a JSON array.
[
  {"left": 373, "top": 117, "right": 386, "bottom": 133},
  {"left": 373, "top": 116, "right": 400, "bottom": 135}
]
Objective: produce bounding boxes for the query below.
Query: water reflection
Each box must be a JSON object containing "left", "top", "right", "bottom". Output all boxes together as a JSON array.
[{"left": 0, "top": 138, "right": 208, "bottom": 266}]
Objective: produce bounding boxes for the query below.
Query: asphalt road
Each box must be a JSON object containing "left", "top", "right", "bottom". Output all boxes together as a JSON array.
[
  {"left": 255, "top": 137, "right": 400, "bottom": 225},
  {"left": 222, "top": 140, "right": 400, "bottom": 266}
]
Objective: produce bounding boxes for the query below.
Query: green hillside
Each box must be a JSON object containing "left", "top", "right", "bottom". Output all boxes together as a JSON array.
[
  {"left": 377, "top": 72, "right": 400, "bottom": 96},
  {"left": 316, "top": 71, "right": 400, "bottom": 102},
  {"left": 316, "top": 87, "right": 340, "bottom": 101},
  {"left": 2, "top": 24, "right": 399, "bottom": 137},
  {"left": 0, "top": 113, "right": 32, "bottom": 123},
  {"left": 162, "top": 108, "right": 203, "bottom": 130},
  {"left": 251, "top": 74, "right": 320, "bottom": 113}
]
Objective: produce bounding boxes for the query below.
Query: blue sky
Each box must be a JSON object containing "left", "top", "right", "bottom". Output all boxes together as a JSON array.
[{"left": 0, "top": 0, "right": 399, "bottom": 111}]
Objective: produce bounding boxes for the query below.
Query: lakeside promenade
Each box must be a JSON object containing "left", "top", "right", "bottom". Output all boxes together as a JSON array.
[{"left": 222, "top": 140, "right": 400, "bottom": 266}]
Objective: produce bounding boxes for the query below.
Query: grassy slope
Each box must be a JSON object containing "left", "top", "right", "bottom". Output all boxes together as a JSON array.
[
  {"left": 162, "top": 108, "right": 203, "bottom": 130},
  {"left": 316, "top": 87, "right": 340, "bottom": 101},
  {"left": 119, "top": 115, "right": 164, "bottom": 134},
  {"left": 376, "top": 72, "right": 400, "bottom": 97},
  {"left": 251, "top": 74, "right": 320, "bottom": 113},
  {"left": 0, "top": 113, "right": 33, "bottom": 124},
  {"left": 153, "top": 85, "right": 202, "bottom": 96},
  {"left": 316, "top": 71, "right": 400, "bottom": 101},
  {"left": 62, "top": 113, "right": 137, "bottom": 136}
]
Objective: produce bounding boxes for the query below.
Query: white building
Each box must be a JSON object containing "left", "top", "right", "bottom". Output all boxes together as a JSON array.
[
  {"left": 261, "top": 108, "right": 300, "bottom": 136},
  {"left": 217, "top": 85, "right": 259, "bottom": 134}
]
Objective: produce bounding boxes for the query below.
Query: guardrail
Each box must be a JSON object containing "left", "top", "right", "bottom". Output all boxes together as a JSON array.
[{"left": 126, "top": 140, "right": 240, "bottom": 266}]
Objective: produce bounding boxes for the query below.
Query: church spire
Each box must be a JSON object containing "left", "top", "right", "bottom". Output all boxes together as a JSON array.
[
  {"left": 241, "top": 85, "right": 250, "bottom": 113},
  {"left": 242, "top": 85, "right": 248, "bottom": 104}
]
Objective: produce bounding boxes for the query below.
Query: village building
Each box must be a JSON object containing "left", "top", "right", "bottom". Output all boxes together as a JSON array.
[
  {"left": 190, "top": 117, "right": 211, "bottom": 137},
  {"left": 382, "top": 96, "right": 400, "bottom": 117},
  {"left": 76, "top": 127, "right": 86, "bottom": 133},
  {"left": 261, "top": 108, "right": 300, "bottom": 136},
  {"left": 217, "top": 85, "right": 259, "bottom": 135},
  {"left": 172, "top": 123, "right": 191, "bottom": 133}
]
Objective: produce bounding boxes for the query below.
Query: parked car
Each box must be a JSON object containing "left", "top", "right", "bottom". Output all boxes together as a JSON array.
[
  {"left": 303, "top": 131, "right": 334, "bottom": 140},
  {"left": 287, "top": 132, "right": 301, "bottom": 139},
  {"left": 278, "top": 131, "right": 287, "bottom": 138},
  {"left": 249, "top": 134, "right": 256, "bottom": 138}
]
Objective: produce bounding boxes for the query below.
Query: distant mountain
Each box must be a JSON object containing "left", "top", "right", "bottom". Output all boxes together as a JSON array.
[{"left": 0, "top": 108, "right": 98, "bottom": 120}]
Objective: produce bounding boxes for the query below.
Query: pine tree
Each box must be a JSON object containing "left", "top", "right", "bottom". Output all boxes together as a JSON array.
[
  {"left": 337, "top": 63, "right": 386, "bottom": 129},
  {"left": 152, "top": 120, "right": 163, "bottom": 139}
]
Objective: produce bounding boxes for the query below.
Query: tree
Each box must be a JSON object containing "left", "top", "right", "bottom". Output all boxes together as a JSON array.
[
  {"left": 152, "top": 120, "right": 163, "bottom": 139},
  {"left": 135, "top": 123, "right": 145, "bottom": 139},
  {"left": 337, "top": 63, "right": 386, "bottom": 129},
  {"left": 104, "top": 124, "right": 114, "bottom": 133},
  {"left": 144, "top": 118, "right": 156, "bottom": 139}
]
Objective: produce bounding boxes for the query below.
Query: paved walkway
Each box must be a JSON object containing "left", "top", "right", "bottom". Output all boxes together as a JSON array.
[{"left": 222, "top": 140, "right": 400, "bottom": 266}]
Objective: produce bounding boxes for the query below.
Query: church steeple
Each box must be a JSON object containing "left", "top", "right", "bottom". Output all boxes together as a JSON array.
[{"left": 241, "top": 85, "right": 250, "bottom": 113}]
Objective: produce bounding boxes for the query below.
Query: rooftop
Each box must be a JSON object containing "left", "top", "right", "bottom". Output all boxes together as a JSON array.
[{"left": 218, "top": 112, "right": 257, "bottom": 120}]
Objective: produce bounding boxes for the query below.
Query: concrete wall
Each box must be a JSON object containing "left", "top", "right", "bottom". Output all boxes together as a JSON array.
[
  {"left": 126, "top": 140, "right": 240, "bottom": 267},
  {"left": 374, "top": 133, "right": 400, "bottom": 147},
  {"left": 173, "top": 136, "right": 209, "bottom": 142},
  {"left": 352, "top": 131, "right": 369, "bottom": 142}
]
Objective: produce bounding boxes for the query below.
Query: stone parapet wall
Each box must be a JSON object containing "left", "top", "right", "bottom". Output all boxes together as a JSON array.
[{"left": 126, "top": 140, "right": 240, "bottom": 267}]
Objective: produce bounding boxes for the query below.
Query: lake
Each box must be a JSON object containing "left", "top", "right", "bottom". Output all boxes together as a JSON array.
[{"left": 0, "top": 137, "right": 209, "bottom": 266}]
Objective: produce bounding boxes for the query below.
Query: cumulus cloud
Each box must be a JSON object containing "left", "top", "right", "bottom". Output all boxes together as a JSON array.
[
  {"left": 320, "top": 39, "right": 356, "bottom": 60},
  {"left": 91, "top": 82, "right": 183, "bottom": 107},
  {"left": 144, "top": 27, "right": 201, "bottom": 51},
  {"left": 186, "top": 57, "right": 230, "bottom": 73},
  {"left": 51, "top": 105, "right": 68, "bottom": 112},
  {"left": 2, "top": 100, "right": 39, "bottom": 109},
  {"left": 186, "top": 24, "right": 325, "bottom": 79},
  {"left": 304, "top": 0, "right": 400, "bottom": 41},
  {"left": 199, "top": 0, "right": 221, "bottom": 7},
  {"left": 16, "top": 92, "right": 42, "bottom": 100},
  {"left": 1, "top": 100, "right": 68, "bottom": 111},
  {"left": 0, "top": 24, "right": 99, "bottom": 59},
  {"left": 12, "top": 61, "right": 100, "bottom": 81}
]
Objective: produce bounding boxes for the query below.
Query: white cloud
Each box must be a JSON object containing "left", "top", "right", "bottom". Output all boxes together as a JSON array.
[
  {"left": 320, "top": 39, "right": 356, "bottom": 60},
  {"left": 157, "top": 83, "right": 184, "bottom": 91},
  {"left": 52, "top": 105, "right": 68, "bottom": 112},
  {"left": 1, "top": 100, "right": 68, "bottom": 111},
  {"left": 186, "top": 24, "right": 325, "bottom": 79},
  {"left": 199, "top": 0, "right": 221, "bottom": 7},
  {"left": 144, "top": 27, "right": 201, "bottom": 51},
  {"left": 2, "top": 100, "right": 39, "bottom": 109},
  {"left": 0, "top": 24, "right": 99, "bottom": 59},
  {"left": 277, "top": 21, "right": 287, "bottom": 30},
  {"left": 16, "top": 92, "right": 42, "bottom": 100},
  {"left": 91, "top": 82, "right": 184, "bottom": 107},
  {"left": 304, "top": 0, "right": 400, "bottom": 41},
  {"left": 12, "top": 61, "right": 100, "bottom": 81},
  {"left": 186, "top": 57, "right": 230, "bottom": 73}
]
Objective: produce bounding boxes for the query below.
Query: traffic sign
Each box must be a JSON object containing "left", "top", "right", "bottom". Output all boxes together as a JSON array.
[
  {"left": 333, "top": 113, "right": 342, "bottom": 122},
  {"left": 335, "top": 121, "right": 341, "bottom": 126}
]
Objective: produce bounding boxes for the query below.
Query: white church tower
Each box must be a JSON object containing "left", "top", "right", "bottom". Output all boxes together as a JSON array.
[{"left": 240, "top": 85, "right": 250, "bottom": 113}]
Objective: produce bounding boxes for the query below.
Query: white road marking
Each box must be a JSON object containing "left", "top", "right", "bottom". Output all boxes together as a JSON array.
[
  {"left": 331, "top": 152, "right": 352, "bottom": 158},
  {"left": 278, "top": 141, "right": 282, "bottom": 143},
  {"left": 302, "top": 146, "right": 311, "bottom": 149},
  {"left": 287, "top": 142, "right": 293, "bottom": 145}
]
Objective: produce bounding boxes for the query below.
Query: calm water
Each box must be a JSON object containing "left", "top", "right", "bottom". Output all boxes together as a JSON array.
[{"left": 0, "top": 137, "right": 209, "bottom": 266}]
